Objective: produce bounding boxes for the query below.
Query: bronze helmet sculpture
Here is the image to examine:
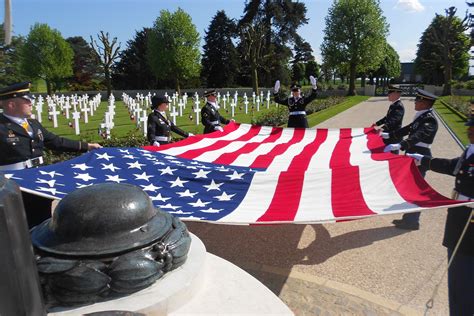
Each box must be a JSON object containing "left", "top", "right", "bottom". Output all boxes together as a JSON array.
[{"left": 31, "top": 183, "right": 192, "bottom": 308}]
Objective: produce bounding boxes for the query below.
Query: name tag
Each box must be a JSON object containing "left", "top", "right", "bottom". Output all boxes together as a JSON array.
[{"left": 6, "top": 137, "right": 20, "bottom": 143}]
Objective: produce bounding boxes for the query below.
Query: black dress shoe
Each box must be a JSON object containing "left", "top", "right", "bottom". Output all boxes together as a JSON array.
[{"left": 392, "top": 219, "right": 419, "bottom": 230}]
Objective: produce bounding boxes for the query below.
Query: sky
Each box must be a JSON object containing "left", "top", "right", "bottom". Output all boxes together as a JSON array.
[{"left": 2, "top": 0, "right": 471, "bottom": 63}]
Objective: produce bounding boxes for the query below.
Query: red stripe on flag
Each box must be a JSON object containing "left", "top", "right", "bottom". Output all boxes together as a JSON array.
[
  {"left": 143, "top": 121, "right": 240, "bottom": 152},
  {"left": 330, "top": 128, "right": 375, "bottom": 218},
  {"left": 364, "top": 128, "right": 462, "bottom": 208},
  {"left": 257, "top": 129, "right": 328, "bottom": 222},
  {"left": 250, "top": 128, "right": 305, "bottom": 169},
  {"left": 213, "top": 127, "right": 283, "bottom": 165},
  {"left": 177, "top": 125, "right": 263, "bottom": 160}
]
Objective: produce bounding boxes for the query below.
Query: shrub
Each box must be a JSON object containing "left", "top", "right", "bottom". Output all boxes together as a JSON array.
[
  {"left": 465, "top": 80, "right": 474, "bottom": 90},
  {"left": 444, "top": 96, "right": 470, "bottom": 116}
]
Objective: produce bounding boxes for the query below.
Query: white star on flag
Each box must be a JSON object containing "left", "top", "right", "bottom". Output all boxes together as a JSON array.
[
  {"left": 105, "top": 174, "right": 126, "bottom": 183},
  {"left": 35, "top": 179, "right": 64, "bottom": 187},
  {"left": 200, "top": 207, "right": 223, "bottom": 213},
  {"left": 188, "top": 199, "right": 211, "bottom": 207},
  {"left": 159, "top": 166, "right": 177, "bottom": 175},
  {"left": 71, "top": 163, "right": 92, "bottom": 171},
  {"left": 177, "top": 189, "right": 198, "bottom": 198},
  {"left": 204, "top": 179, "right": 223, "bottom": 191},
  {"left": 39, "top": 170, "right": 63, "bottom": 178},
  {"left": 225, "top": 170, "right": 245, "bottom": 180},
  {"left": 95, "top": 152, "right": 115, "bottom": 161},
  {"left": 101, "top": 163, "right": 121, "bottom": 172},
  {"left": 74, "top": 173, "right": 97, "bottom": 181},
  {"left": 133, "top": 172, "right": 154, "bottom": 181},
  {"left": 159, "top": 203, "right": 180, "bottom": 210},
  {"left": 122, "top": 154, "right": 137, "bottom": 160},
  {"left": 141, "top": 183, "right": 162, "bottom": 192},
  {"left": 214, "top": 191, "right": 235, "bottom": 201},
  {"left": 37, "top": 187, "right": 66, "bottom": 195},
  {"left": 192, "top": 169, "right": 211, "bottom": 178},
  {"left": 150, "top": 193, "right": 171, "bottom": 202},
  {"left": 127, "top": 161, "right": 146, "bottom": 170},
  {"left": 168, "top": 177, "right": 188, "bottom": 188}
]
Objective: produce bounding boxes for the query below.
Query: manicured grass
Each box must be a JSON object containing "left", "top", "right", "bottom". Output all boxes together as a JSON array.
[
  {"left": 307, "top": 95, "right": 371, "bottom": 127},
  {"left": 434, "top": 98, "right": 469, "bottom": 146}
]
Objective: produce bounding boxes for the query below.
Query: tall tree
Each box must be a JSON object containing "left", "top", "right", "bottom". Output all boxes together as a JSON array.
[
  {"left": 305, "top": 60, "right": 320, "bottom": 79},
  {"left": 20, "top": 23, "right": 73, "bottom": 94},
  {"left": 291, "top": 62, "right": 305, "bottom": 83},
  {"left": 238, "top": 0, "right": 309, "bottom": 87},
  {"left": 321, "top": 0, "right": 388, "bottom": 95},
  {"left": 201, "top": 10, "right": 239, "bottom": 88},
  {"left": 293, "top": 37, "right": 314, "bottom": 64},
  {"left": 147, "top": 8, "right": 201, "bottom": 94},
  {"left": 66, "top": 36, "right": 99, "bottom": 90},
  {"left": 90, "top": 31, "right": 121, "bottom": 97},
  {"left": 414, "top": 7, "right": 470, "bottom": 95},
  {"left": 371, "top": 43, "right": 401, "bottom": 85},
  {"left": 112, "top": 28, "right": 157, "bottom": 90},
  {"left": 0, "top": 24, "right": 26, "bottom": 86}
]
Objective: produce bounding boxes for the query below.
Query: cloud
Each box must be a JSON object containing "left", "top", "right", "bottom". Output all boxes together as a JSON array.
[
  {"left": 395, "top": 0, "right": 425, "bottom": 13},
  {"left": 397, "top": 48, "right": 418, "bottom": 62}
]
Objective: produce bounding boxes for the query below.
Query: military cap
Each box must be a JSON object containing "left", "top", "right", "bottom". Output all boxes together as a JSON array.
[
  {"left": 150, "top": 95, "right": 169, "bottom": 109},
  {"left": 0, "top": 82, "right": 33, "bottom": 100},
  {"left": 387, "top": 84, "right": 402, "bottom": 93},
  {"left": 290, "top": 84, "right": 301, "bottom": 91},
  {"left": 415, "top": 89, "right": 437, "bottom": 103},
  {"left": 465, "top": 101, "right": 474, "bottom": 126},
  {"left": 203, "top": 89, "right": 217, "bottom": 97}
]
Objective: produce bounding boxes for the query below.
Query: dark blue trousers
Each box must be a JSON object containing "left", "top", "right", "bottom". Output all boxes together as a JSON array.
[
  {"left": 401, "top": 166, "right": 427, "bottom": 224},
  {"left": 447, "top": 248, "right": 474, "bottom": 315}
]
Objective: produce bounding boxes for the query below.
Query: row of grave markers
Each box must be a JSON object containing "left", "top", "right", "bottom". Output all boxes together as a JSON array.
[{"left": 28, "top": 90, "right": 275, "bottom": 139}]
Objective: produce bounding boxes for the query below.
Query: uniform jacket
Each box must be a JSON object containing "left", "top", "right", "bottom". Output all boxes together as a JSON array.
[
  {"left": 201, "top": 102, "right": 229, "bottom": 134},
  {"left": 390, "top": 109, "right": 438, "bottom": 156},
  {"left": 273, "top": 89, "right": 317, "bottom": 128},
  {"left": 147, "top": 110, "right": 188, "bottom": 145},
  {"left": 0, "top": 114, "right": 88, "bottom": 166},
  {"left": 421, "top": 150, "right": 474, "bottom": 255},
  {"left": 376, "top": 99, "right": 405, "bottom": 143}
]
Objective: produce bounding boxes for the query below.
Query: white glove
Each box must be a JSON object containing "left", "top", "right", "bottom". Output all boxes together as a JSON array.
[
  {"left": 383, "top": 143, "right": 401, "bottom": 152},
  {"left": 381, "top": 132, "right": 390, "bottom": 139},
  {"left": 406, "top": 153, "right": 423, "bottom": 166},
  {"left": 188, "top": 133, "right": 194, "bottom": 136},
  {"left": 274, "top": 80, "right": 280, "bottom": 93},
  {"left": 215, "top": 126, "right": 224, "bottom": 132},
  {"left": 153, "top": 141, "right": 161, "bottom": 147},
  {"left": 230, "top": 119, "right": 235, "bottom": 122},
  {"left": 309, "top": 75, "right": 317, "bottom": 89}
]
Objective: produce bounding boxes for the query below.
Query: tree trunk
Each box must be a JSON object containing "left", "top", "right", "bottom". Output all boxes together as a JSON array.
[
  {"left": 251, "top": 62, "right": 259, "bottom": 95},
  {"left": 46, "top": 80, "right": 52, "bottom": 95},
  {"left": 348, "top": 63, "right": 356, "bottom": 96},
  {"left": 104, "top": 69, "right": 112, "bottom": 97},
  {"left": 175, "top": 78, "right": 181, "bottom": 95},
  {"left": 442, "top": 61, "right": 452, "bottom": 96},
  {"left": 361, "top": 74, "right": 366, "bottom": 87}
]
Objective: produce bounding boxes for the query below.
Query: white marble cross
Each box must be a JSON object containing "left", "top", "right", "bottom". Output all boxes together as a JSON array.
[
  {"left": 252, "top": 92, "right": 256, "bottom": 104},
  {"left": 244, "top": 99, "right": 249, "bottom": 114},
  {"left": 139, "top": 110, "right": 148, "bottom": 137},
  {"left": 256, "top": 96, "right": 260, "bottom": 112},
  {"left": 81, "top": 105, "right": 89, "bottom": 124},
  {"left": 35, "top": 102, "right": 43, "bottom": 123},
  {"left": 230, "top": 100, "right": 236, "bottom": 117},
  {"left": 178, "top": 101, "right": 185, "bottom": 116},
  {"left": 266, "top": 91, "right": 271, "bottom": 109},
  {"left": 194, "top": 103, "right": 201, "bottom": 125},
  {"left": 49, "top": 107, "right": 60, "bottom": 128},
  {"left": 222, "top": 95, "right": 227, "bottom": 109},
  {"left": 169, "top": 106, "right": 179, "bottom": 125},
  {"left": 72, "top": 110, "right": 81, "bottom": 135}
]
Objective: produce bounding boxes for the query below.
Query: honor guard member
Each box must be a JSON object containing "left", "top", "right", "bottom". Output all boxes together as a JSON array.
[
  {"left": 273, "top": 76, "right": 318, "bottom": 128},
  {"left": 406, "top": 102, "right": 474, "bottom": 315},
  {"left": 383, "top": 89, "right": 438, "bottom": 230},
  {"left": 147, "top": 95, "right": 191, "bottom": 146},
  {"left": 0, "top": 82, "right": 102, "bottom": 227},
  {"left": 373, "top": 84, "right": 405, "bottom": 152},
  {"left": 201, "top": 89, "right": 232, "bottom": 134}
]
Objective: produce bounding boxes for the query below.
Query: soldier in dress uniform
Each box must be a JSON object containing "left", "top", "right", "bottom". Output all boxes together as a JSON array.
[
  {"left": 383, "top": 89, "right": 438, "bottom": 230},
  {"left": 200, "top": 89, "right": 232, "bottom": 134},
  {"left": 147, "top": 95, "right": 191, "bottom": 146},
  {"left": 373, "top": 84, "right": 405, "bottom": 152},
  {"left": 0, "top": 82, "right": 102, "bottom": 227},
  {"left": 406, "top": 102, "right": 474, "bottom": 315},
  {"left": 273, "top": 76, "right": 318, "bottom": 128}
]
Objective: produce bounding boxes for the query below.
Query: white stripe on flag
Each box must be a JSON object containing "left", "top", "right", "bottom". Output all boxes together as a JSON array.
[
  {"left": 160, "top": 124, "right": 253, "bottom": 156},
  {"left": 349, "top": 128, "right": 418, "bottom": 214},
  {"left": 294, "top": 129, "right": 341, "bottom": 222}
]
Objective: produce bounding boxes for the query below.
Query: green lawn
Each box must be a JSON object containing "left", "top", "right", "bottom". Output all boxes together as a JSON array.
[{"left": 434, "top": 97, "right": 470, "bottom": 146}]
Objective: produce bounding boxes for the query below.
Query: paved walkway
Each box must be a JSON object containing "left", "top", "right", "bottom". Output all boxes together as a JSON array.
[{"left": 186, "top": 97, "right": 463, "bottom": 315}]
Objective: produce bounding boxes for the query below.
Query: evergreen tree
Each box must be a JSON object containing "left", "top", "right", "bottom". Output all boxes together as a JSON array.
[
  {"left": 201, "top": 10, "right": 239, "bottom": 88},
  {"left": 66, "top": 36, "right": 100, "bottom": 90},
  {"left": 112, "top": 28, "right": 157, "bottom": 90},
  {"left": 414, "top": 7, "right": 470, "bottom": 95}
]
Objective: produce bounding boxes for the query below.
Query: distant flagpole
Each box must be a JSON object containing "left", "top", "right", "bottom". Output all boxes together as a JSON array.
[{"left": 4, "top": 0, "right": 12, "bottom": 45}]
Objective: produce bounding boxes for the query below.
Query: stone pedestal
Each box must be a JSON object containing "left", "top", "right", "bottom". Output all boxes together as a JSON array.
[
  {"left": 364, "top": 85, "right": 376, "bottom": 96},
  {"left": 48, "top": 233, "right": 292, "bottom": 315}
]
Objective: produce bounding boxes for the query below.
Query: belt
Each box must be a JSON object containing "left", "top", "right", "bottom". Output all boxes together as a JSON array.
[
  {"left": 154, "top": 136, "right": 170, "bottom": 142},
  {"left": 415, "top": 142, "right": 432, "bottom": 148},
  {"left": 210, "top": 120, "right": 219, "bottom": 125},
  {"left": 0, "top": 156, "right": 44, "bottom": 171},
  {"left": 289, "top": 111, "right": 306, "bottom": 115},
  {"left": 451, "top": 190, "right": 473, "bottom": 201}
]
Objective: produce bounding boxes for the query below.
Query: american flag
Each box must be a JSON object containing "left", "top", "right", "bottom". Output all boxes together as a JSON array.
[{"left": 5, "top": 122, "right": 469, "bottom": 224}]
